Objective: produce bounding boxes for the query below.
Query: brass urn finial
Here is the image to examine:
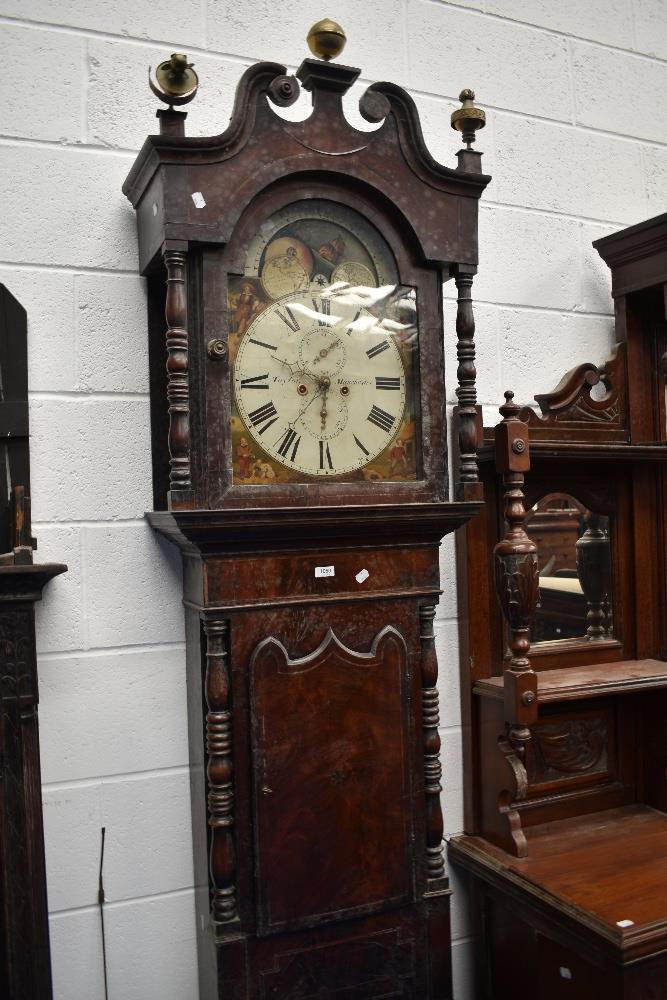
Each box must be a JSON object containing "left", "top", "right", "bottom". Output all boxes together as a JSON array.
[
  {"left": 451, "top": 88, "right": 486, "bottom": 148},
  {"left": 149, "top": 52, "right": 199, "bottom": 107},
  {"left": 307, "top": 19, "right": 347, "bottom": 61}
]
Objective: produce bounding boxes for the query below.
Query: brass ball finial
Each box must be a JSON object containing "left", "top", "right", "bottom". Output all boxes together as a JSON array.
[
  {"left": 451, "top": 87, "right": 486, "bottom": 148},
  {"left": 307, "top": 19, "right": 347, "bottom": 61},
  {"left": 149, "top": 52, "right": 199, "bottom": 107}
]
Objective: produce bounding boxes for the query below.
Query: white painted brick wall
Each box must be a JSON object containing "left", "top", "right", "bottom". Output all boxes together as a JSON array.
[{"left": 0, "top": 1, "right": 664, "bottom": 997}]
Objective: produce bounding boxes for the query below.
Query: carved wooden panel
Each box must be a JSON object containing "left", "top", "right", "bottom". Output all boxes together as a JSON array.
[
  {"left": 250, "top": 626, "right": 412, "bottom": 935},
  {"left": 532, "top": 719, "right": 607, "bottom": 780},
  {"left": 526, "top": 707, "right": 613, "bottom": 792}
]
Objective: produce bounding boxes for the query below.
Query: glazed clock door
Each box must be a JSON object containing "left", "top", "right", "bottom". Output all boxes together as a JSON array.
[
  {"left": 249, "top": 626, "right": 414, "bottom": 936},
  {"left": 228, "top": 199, "right": 422, "bottom": 487}
]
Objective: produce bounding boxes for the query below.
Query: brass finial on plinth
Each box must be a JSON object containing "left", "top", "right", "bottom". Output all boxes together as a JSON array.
[
  {"left": 451, "top": 88, "right": 486, "bottom": 148},
  {"left": 149, "top": 52, "right": 199, "bottom": 107},
  {"left": 307, "top": 19, "right": 347, "bottom": 61}
]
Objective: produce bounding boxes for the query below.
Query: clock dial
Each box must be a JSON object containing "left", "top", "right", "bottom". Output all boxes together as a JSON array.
[
  {"left": 234, "top": 289, "right": 407, "bottom": 477},
  {"left": 229, "top": 200, "right": 420, "bottom": 484}
]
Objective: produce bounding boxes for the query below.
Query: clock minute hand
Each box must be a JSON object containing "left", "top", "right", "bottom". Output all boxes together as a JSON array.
[{"left": 319, "top": 378, "right": 329, "bottom": 431}]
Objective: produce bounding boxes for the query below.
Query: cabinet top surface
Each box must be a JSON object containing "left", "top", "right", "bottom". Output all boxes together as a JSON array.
[
  {"left": 451, "top": 804, "right": 667, "bottom": 951},
  {"left": 475, "top": 658, "right": 667, "bottom": 703}
]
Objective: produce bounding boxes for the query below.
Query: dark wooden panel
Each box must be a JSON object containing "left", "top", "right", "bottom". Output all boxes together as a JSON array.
[
  {"left": 218, "top": 902, "right": 452, "bottom": 1000},
  {"left": 0, "top": 285, "right": 30, "bottom": 553},
  {"left": 0, "top": 567, "right": 67, "bottom": 1000},
  {"left": 203, "top": 545, "right": 440, "bottom": 608},
  {"left": 250, "top": 626, "right": 413, "bottom": 933},
  {"left": 485, "top": 895, "right": 538, "bottom": 1000},
  {"left": 537, "top": 935, "right": 619, "bottom": 1000}
]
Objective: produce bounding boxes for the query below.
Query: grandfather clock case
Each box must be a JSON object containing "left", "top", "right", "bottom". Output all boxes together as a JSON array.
[{"left": 124, "top": 29, "right": 490, "bottom": 999}]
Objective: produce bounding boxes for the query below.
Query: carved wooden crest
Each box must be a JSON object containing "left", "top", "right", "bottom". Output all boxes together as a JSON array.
[{"left": 520, "top": 343, "right": 628, "bottom": 440}]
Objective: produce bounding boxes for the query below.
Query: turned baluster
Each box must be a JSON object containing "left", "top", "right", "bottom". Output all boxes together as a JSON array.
[
  {"left": 576, "top": 511, "right": 612, "bottom": 640},
  {"left": 163, "top": 247, "right": 191, "bottom": 495},
  {"left": 455, "top": 269, "right": 481, "bottom": 500},
  {"left": 419, "top": 605, "right": 446, "bottom": 884},
  {"left": 493, "top": 392, "right": 539, "bottom": 762},
  {"left": 203, "top": 618, "right": 236, "bottom": 924}
]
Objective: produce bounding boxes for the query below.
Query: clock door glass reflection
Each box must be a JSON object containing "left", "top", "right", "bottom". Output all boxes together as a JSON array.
[
  {"left": 526, "top": 493, "right": 613, "bottom": 644},
  {"left": 228, "top": 200, "right": 422, "bottom": 484}
]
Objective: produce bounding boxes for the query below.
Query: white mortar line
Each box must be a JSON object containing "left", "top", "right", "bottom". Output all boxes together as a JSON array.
[
  {"left": 423, "top": 0, "right": 667, "bottom": 66},
  {"left": 42, "top": 764, "right": 191, "bottom": 791},
  {"left": 36, "top": 519, "right": 152, "bottom": 530},
  {"left": 0, "top": 261, "right": 140, "bottom": 276},
  {"left": 0, "top": 134, "right": 136, "bottom": 156},
  {"left": 48, "top": 886, "right": 195, "bottom": 918},
  {"left": 38, "top": 641, "right": 185, "bottom": 661},
  {"left": 465, "top": 301, "right": 613, "bottom": 318},
  {"left": 29, "top": 390, "right": 150, "bottom": 400},
  {"left": 0, "top": 14, "right": 248, "bottom": 63},
  {"left": 3, "top": 5, "right": 667, "bottom": 68}
]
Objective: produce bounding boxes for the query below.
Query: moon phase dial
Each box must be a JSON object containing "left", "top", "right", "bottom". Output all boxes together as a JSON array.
[{"left": 260, "top": 255, "right": 310, "bottom": 299}]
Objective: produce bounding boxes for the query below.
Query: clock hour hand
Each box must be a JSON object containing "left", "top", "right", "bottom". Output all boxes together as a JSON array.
[{"left": 274, "top": 354, "right": 312, "bottom": 379}]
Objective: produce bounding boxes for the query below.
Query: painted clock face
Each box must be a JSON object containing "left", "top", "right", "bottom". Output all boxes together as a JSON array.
[{"left": 228, "top": 200, "right": 420, "bottom": 484}]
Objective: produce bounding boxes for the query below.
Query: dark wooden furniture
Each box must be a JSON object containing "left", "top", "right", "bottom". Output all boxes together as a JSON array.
[
  {"left": 0, "top": 285, "right": 66, "bottom": 1000},
  {"left": 450, "top": 214, "right": 667, "bottom": 998},
  {"left": 123, "top": 28, "right": 490, "bottom": 1000}
]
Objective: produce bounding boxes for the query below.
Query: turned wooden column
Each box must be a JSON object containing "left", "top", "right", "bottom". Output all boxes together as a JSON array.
[
  {"left": 163, "top": 247, "right": 191, "bottom": 500},
  {"left": 203, "top": 618, "right": 236, "bottom": 925},
  {"left": 454, "top": 268, "right": 481, "bottom": 501},
  {"left": 493, "top": 392, "right": 539, "bottom": 762},
  {"left": 576, "top": 511, "right": 612, "bottom": 640},
  {"left": 419, "top": 604, "right": 446, "bottom": 885}
]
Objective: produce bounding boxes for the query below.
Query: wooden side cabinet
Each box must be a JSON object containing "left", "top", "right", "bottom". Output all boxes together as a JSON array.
[{"left": 450, "top": 213, "right": 667, "bottom": 999}]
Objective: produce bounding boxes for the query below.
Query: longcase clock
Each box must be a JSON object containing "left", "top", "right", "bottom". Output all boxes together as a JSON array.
[{"left": 123, "top": 23, "right": 490, "bottom": 999}]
